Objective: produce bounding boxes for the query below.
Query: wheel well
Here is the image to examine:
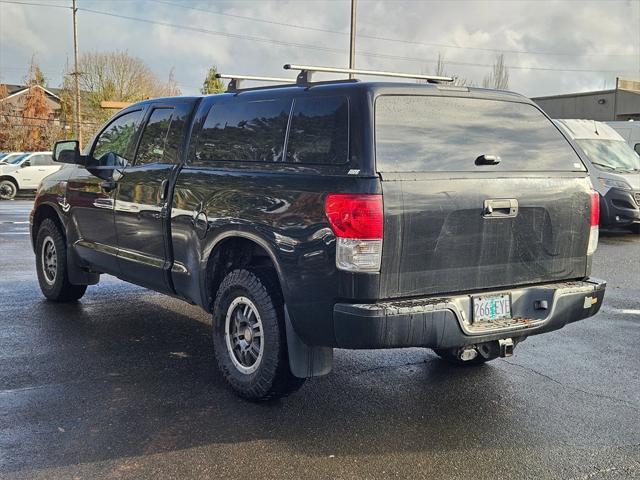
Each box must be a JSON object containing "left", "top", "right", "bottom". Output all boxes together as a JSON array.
[
  {"left": 32, "top": 204, "right": 64, "bottom": 252},
  {"left": 0, "top": 175, "right": 19, "bottom": 188},
  {"left": 205, "top": 237, "right": 279, "bottom": 311}
]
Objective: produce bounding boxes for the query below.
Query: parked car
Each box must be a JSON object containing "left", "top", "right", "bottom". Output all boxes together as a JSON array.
[
  {"left": 0, "top": 151, "right": 59, "bottom": 200},
  {"left": 30, "top": 67, "right": 606, "bottom": 400},
  {"left": 607, "top": 120, "right": 640, "bottom": 155},
  {"left": 555, "top": 119, "right": 640, "bottom": 233}
]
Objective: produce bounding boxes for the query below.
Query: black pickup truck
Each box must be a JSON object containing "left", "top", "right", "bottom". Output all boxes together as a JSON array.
[{"left": 31, "top": 70, "right": 606, "bottom": 400}]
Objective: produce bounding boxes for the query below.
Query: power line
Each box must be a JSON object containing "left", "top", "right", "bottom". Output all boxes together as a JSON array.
[
  {"left": 0, "top": 0, "right": 69, "bottom": 9},
  {"left": 2, "top": 0, "right": 634, "bottom": 75},
  {"left": 75, "top": 6, "right": 633, "bottom": 74},
  {"left": 148, "top": 0, "right": 635, "bottom": 58}
]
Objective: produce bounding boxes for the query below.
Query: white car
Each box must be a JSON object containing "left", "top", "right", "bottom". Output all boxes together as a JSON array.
[{"left": 0, "top": 151, "right": 61, "bottom": 200}]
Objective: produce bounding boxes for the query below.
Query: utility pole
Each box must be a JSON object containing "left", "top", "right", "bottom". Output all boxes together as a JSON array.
[
  {"left": 72, "top": 0, "right": 82, "bottom": 146},
  {"left": 349, "top": 0, "right": 357, "bottom": 79}
]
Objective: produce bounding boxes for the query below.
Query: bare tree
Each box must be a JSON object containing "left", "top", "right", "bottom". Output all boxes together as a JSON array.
[
  {"left": 434, "top": 53, "right": 447, "bottom": 77},
  {"left": 483, "top": 53, "right": 510, "bottom": 90},
  {"left": 70, "top": 50, "right": 180, "bottom": 137},
  {"left": 419, "top": 53, "right": 472, "bottom": 86},
  {"left": 165, "top": 67, "right": 181, "bottom": 97}
]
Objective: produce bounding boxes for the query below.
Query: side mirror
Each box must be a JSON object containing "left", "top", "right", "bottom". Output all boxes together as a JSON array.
[
  {"left": 53, "top": 140, "right": 85, "bottom": 165},
  {"left": 21, "top": 160, "right": 31, "bottom": 168}
]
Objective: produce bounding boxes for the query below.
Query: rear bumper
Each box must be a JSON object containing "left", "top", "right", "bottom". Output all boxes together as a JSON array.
[
  {"left": 333, "top": 278, "right": 606, "bottom": 349},
  {"left": 600, "top": 189, "right": 640, "bottom": 227}
]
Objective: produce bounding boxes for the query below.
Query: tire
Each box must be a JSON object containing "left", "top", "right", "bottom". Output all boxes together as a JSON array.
[
  {"left": 433, "top": 347, "right": 495, "bottom": 366},
  {"left": 36, "top": 218, "right": 87, "bottom": 302},
  {"left": 212, "top": 268, "right": 305, "bottom": 401},
  {"left": 0, "top": 179, "right": 17, "bottom": 200}
]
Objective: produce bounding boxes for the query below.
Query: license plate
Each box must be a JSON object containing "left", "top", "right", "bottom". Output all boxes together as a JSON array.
[{"left": 472, "top": 294, "right": 512, "bottom": 323}]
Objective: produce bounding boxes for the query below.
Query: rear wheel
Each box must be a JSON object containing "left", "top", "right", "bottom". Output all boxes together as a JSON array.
[
  {"left": 0, "top": 179, "right": 17, "bottom": 200},
  {"left": 212, "top": 268, "right": 305, "bottom": 401},
  {"left": 36, "top": 218, "right": 87, "bottom": 302}
]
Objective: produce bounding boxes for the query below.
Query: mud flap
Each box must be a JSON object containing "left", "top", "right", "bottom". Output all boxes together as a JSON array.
[
  {"left": 67, "top": 244, "right": 100, "bottom": 286},
  {"left": 285, "top": 307, "right": 333, "bottom": 378}
]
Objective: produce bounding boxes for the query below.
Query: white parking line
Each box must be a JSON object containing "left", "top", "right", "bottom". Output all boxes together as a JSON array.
[{"left": 605, "top": 308, "right": 640, "bottom": 315}]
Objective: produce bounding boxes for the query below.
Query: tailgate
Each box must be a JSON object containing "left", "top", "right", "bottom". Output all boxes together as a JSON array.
[
  {"left": 375, "top": 93, "right": 591, "bottom": 298},
  {"left": 379, "top": 174, "right": 591, "bottom": 298}
]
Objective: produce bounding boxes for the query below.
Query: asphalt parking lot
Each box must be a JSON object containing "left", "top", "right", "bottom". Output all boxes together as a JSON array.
[{"left": 0, "top": 199, "right": 638, "bottom": 480}]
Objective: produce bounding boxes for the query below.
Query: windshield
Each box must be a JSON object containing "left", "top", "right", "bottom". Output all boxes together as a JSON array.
[
  {"left": 576, "top": 139, "right": 640, "bottom": 172},
  {"left": 6, "top": 154, "right": 29, "bottom": 165},
  {"left": 3, "top": 154, "right": 28, "bottom": 164}
]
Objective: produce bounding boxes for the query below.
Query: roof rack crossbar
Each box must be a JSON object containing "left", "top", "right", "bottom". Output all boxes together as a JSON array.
[
  {"left": 216, "top": 73, "right": 295, "bottom": 92},
  {"left": 283, "top": 64, "right": 454, "bottom": 84}
]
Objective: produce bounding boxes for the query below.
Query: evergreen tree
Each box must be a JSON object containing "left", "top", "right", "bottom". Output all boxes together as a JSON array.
[{"left": 201, "top": 66, "right": 225, "bottom": 94}]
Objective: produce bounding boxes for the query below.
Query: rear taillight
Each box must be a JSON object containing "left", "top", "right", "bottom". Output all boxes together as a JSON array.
[
  {"left": 587, "top": 190, "right": 599, "bottom": 255},
  {"left": 325, "top": 194, "right": 383, "bottom": 272},
  {"left": 590, "top": 190, "right": 600, "bottom": 227}
]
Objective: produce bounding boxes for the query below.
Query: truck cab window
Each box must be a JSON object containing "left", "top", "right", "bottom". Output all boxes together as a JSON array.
[
  {"left": 28, "top": 154, "right": 54, "bottom": 166},
  {"left": 135, "top": 108, "right": 175, "bottom": 165},
  {"left": 196, "top": 99, "right": 291, "bottom": 164},
  {"left": 92, "top": 110, "right": 143, "bottom": 167},
  {"left": 285, "top": 96, "right": 349, "bottom": 164}
]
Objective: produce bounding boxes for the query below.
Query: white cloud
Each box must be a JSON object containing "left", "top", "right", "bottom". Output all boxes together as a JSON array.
[{"left": 0, "top": 0, "right": 638, "bottom": 97}]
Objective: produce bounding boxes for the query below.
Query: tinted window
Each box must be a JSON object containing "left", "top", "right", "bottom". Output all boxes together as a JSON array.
[
  {"left": 285, "top": 96, "right": 348, "bottom": 164},
  {"left": 29, "top": 154, "right": 54, "bottom": 166},
  {"left": 196, "top": 99, "right": 291, "bottom": 163},
  {"left": 375, "top": 96, "right": 583, "bottom": 172},
  {"left": 135, "top": 108, "right": 174, "bottom": 165},
  {"left": 92, "top": 110, "right": 143, "bottom": 166}
]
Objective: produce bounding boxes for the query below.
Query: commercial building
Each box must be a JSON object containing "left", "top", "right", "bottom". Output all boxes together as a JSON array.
[{"left": 532, "top": 78, "right": 640, "bottom": 121}]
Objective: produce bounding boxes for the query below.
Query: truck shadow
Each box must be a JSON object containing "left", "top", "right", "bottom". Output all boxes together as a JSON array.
[{"left": 0, "top": 279, "right": 618, "bottom": 474}]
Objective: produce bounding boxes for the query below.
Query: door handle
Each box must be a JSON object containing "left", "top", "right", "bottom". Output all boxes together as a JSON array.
[
  {"left": 483, "top": 199, "right": 518, "bottom": 218},
  {"left": 100, "top": 180, "right": 117, "bottom": 192}
]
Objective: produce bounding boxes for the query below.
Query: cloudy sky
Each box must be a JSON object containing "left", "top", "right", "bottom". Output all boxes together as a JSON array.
[{"left": 1, "top": 0, "right": 639, "bottom": 98}]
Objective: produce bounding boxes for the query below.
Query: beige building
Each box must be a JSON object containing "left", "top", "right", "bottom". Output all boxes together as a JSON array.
[{"left": 532, "top": 78, "right": 640, "bottom": 121}]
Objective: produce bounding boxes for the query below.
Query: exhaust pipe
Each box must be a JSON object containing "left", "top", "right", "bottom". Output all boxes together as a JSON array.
[{"left": 458, "top": 347, "right": 478, "bottom": 362}]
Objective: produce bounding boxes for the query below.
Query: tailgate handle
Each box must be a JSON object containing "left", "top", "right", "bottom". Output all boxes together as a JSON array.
[{"left": 483, "top": 199, "right": 518, "bottom": 218}]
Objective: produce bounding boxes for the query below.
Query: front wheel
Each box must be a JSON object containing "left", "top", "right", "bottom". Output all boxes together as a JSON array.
[
  {"left": 212, "top": 268, "right": 305, "bottom": 401},
  {"left": 0, "top": 179, "right": 17, "bottom": 200},
  {"left": 36, "top": 218, "right": 87, "bottom": 302}
]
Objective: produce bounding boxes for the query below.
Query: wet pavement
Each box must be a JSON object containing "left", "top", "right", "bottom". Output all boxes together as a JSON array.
[{"left": 0, "top": 200, "right": 639, "bottom": 479}]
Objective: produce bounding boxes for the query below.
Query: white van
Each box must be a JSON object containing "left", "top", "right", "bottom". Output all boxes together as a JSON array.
[
  {"left": 555, "top": 120, "right": 640, "bottom": 232},
  {"left": 0, "top": 151, "right": 60, "bottom": 200},
  {"left": 607, "top": 121, "right": 640, "bottom": 155}
]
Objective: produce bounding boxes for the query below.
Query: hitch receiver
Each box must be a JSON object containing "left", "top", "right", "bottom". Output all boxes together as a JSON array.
[{"left": 498, "top": 338, "right": 514, "bottom": 357}]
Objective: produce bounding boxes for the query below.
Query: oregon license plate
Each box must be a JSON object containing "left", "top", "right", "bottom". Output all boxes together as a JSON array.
[{"left": 472, "top": 294, "right": 512, "bottom": 323}]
